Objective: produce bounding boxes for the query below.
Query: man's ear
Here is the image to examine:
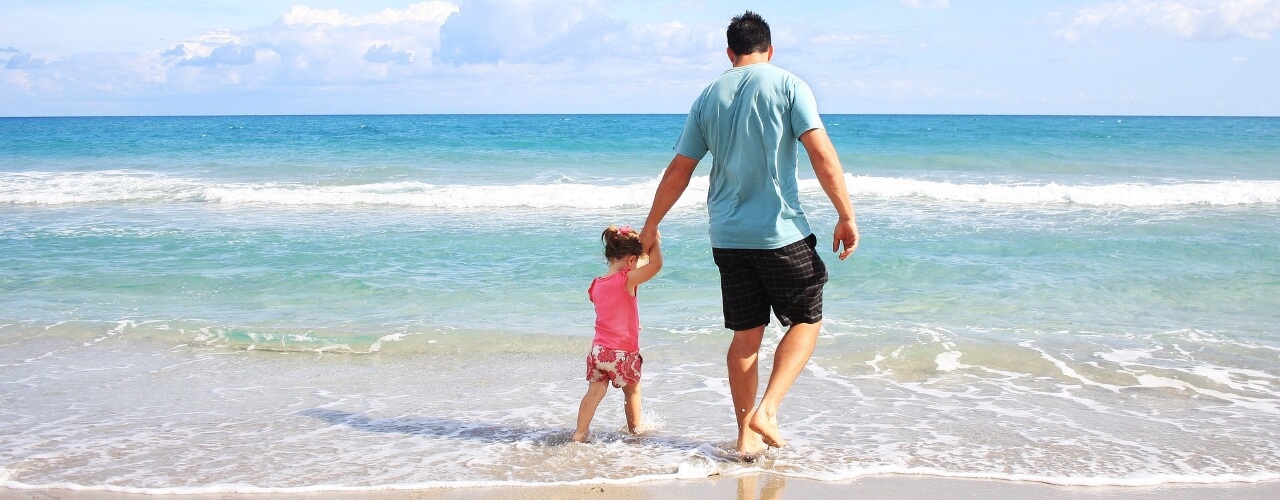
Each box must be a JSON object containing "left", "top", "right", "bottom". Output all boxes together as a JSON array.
[
  {"left": 767, "top": 45, "right": 774, "bottom": 61},
  {"left": 726, "top": 47, "right": 736, "bottom": 63}
]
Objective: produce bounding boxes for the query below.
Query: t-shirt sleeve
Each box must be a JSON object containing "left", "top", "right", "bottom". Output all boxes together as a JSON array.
[
  {"left": 673, "top": 100, "right": 709, "bottom": 160},
  {"left": 790, "top": 79, "right": 824, "bottom": 140}
]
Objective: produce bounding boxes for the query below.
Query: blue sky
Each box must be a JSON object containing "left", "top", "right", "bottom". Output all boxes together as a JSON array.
[{"left": 2, "top": 0, "right": 1276, "bottom": 116}]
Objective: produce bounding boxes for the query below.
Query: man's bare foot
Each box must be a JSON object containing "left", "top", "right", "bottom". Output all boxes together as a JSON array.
[
  {"left": 737, "top": 433, "right": 765, "bottom": 458},
  {"left": 571, "top": 431, "right": 587, "bottom": 443},
  {"left": 737, "top": 416, "right": 767, "bottom": 460},
  {"left": 749, "top": 407, "right": 787, "bottom": 448}
]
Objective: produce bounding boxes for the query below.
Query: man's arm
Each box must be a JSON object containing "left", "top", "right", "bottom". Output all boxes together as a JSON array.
[
  {"left": 640, "top": 154, "right": 699, "bottom": 254},
  {"left": 799, "top": 128, "right": 859, "bottom": 260}
]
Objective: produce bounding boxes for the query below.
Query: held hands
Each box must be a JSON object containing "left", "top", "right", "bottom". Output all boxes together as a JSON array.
[
  {"left": 639, "top": 227, "right": 661, "bottom": 255},
  {"left": 833, "top": 218, "right": 859, "bottom": 260},
  {"left": 628, "top": 228, "right": 664, "bottom": 289}
]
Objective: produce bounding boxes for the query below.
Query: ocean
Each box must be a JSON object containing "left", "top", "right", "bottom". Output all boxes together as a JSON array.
[{"left": 1, "top": 114, "right": 1278, "bottom": 494}]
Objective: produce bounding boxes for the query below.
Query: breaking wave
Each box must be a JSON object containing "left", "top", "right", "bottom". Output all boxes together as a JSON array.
[{"left": 3, "top": 171, "right": 1279, "bottom": 208}]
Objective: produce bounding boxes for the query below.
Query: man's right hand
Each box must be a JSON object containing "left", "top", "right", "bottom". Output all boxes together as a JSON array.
[{"left": 640, "top": 227, "right": 660, "bottom": 255}]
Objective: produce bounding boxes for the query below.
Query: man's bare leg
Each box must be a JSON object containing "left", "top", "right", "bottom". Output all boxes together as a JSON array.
[
  {"left": 727, "top": 325, "right": 766, "bottom": 456},
  {"left": 748, "top": 321, "right": 820, "bottom": 448}
]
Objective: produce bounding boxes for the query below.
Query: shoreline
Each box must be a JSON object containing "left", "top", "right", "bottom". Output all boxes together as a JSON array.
[{"left": 6, "top": 474, "right": 1280, "bottom": 500}]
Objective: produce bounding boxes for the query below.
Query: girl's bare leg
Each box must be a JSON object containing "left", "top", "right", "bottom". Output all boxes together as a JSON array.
[
  {"left": 622, "top": 381, "right": 643, "bottom": 433},
  {"left": 572, "top": 381, "right": 608, "bottom": 442}
]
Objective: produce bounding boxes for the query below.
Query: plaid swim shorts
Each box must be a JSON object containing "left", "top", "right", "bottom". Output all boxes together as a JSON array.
[
  {"left": 711, "top": 234, "right": 828, "bottom": 331},
  {"left": 585, "top": 344, "right": 643, "bottom": 388}
]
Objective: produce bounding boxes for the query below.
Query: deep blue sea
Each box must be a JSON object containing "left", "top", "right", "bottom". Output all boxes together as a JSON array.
[{"left": 1, "top": 114, "right": 1278, "bottom": 493}]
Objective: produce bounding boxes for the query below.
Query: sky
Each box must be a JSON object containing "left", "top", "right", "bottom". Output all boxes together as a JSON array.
[{"left": 1, "top": 0, "right": 1277, "bottom": 116}]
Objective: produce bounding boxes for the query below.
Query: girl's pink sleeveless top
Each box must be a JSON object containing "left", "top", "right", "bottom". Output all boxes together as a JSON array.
[{"left": 588, "top": 269, "right": 640, "bottom": 352}]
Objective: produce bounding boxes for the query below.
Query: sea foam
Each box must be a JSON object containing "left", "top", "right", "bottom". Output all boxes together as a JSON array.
[{"left": 3, "top": 171, "right": 1279, "bottom": 208}]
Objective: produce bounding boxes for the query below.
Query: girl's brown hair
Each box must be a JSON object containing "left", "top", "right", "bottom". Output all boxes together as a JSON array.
[{"left": 602, "top": 225, "right": 644, "bottom": 261}]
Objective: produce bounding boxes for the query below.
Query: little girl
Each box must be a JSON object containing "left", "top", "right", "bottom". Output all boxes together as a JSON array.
[{"left": 572, "top": 225, "right": 663, "bottom": 443}]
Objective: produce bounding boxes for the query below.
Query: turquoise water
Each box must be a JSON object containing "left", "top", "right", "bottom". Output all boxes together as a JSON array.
[{"left": 2, "top": 115, "right": 1279, "bottom": 492}]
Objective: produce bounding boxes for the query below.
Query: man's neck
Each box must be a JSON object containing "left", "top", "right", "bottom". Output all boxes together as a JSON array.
[{"left": 730, "top": 48, "right": 772, "bottom": 68}]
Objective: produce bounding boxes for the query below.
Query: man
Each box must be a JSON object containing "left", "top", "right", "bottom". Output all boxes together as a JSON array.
[{"left": 639, "top": 11, "right": 859, "bottom": 458}]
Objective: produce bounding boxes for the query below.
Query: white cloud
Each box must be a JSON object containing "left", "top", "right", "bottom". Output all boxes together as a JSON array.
[
  {"left": 365, "top": 44, "right": 414, "bottom": 64},
  {"left": 809, "top": 33, "right": 890, "bottom": 45},
  {"left": 1058, "top": 0, "right": 1280, "bottom": 41},
  {"left": 0, "top": 1, "right": 468, "bottom": 108},
  {"left": 0, "top": 0, "right": 727, "bottom": 114},
  {"left": 283, "top": 6, "right": 345, "bottom": 26},
  {"left": 149, "top": 2, "right": 460, "bottom": 88},
  {"left": 881, "top": 79, "right": 941, "bottom": 99},
  {"left": 4, "top": 70, "right": 32, "bottom": 91},
  {"left": 3, "top": 51, "right": 46, "bottom": 69},
  {"left": 433, "top": 0, "right": 722, "bottom": 65},
  {"left": 283, "top": 2, "right": 458, "bottom": 27},
  {"left": 180, "top": 45, "right": 258, "bottom": 67},
  {"left": 900, "top": 0, "right": 951, "bottom": 9},
  {"left": 436, "top": 0, "right": 621, "bottom": 64}
]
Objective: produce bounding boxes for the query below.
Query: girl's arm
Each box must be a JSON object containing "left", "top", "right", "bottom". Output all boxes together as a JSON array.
[{"left": 627, "top": 236, "right": 663, "bottom": 289}]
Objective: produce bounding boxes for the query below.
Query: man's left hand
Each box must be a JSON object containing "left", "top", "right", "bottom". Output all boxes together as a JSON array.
[{"left": 833, "top": 218, "right": 859, "bottom": 260}]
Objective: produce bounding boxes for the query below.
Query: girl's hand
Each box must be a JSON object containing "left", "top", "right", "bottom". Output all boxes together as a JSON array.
[
  {"left": 629, "top": 230, "right": 663, "bottom": 289},
  {"left": 640, "top": 228, "right": 660, "bottom": 254}
]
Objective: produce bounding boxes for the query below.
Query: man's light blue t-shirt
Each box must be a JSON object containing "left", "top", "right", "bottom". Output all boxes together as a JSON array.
[{"left": 674, "top": 63, "right": 825, "bottom": 250}]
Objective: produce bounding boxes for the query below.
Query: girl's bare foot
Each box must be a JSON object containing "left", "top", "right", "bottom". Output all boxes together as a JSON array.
[{"left": 571, "top": 431, "right": 587, "bottom": 443}]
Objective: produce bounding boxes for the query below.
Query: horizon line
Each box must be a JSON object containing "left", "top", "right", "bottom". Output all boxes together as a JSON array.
[{"left": 3, "top": 112, "right": 1278, "bottom": 119}]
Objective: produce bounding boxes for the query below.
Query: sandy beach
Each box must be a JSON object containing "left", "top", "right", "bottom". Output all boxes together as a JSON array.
[
  {"left": 4, "top": 115, "right": 1278, "bottom": 495},
  {"left": 7, "top": 474, "right": 1280, "bottom": 500}
]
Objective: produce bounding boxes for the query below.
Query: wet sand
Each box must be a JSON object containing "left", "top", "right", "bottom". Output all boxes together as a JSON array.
[{"left": 6, "top": 474, "right": 1279, "bottom": 500}]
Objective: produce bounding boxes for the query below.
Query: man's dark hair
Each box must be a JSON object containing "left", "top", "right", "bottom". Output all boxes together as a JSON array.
[{"left": 727, "top": 11, "right": 771, "bottom": 56}]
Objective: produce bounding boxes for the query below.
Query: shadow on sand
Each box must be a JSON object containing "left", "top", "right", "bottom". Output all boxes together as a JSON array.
[
  {"left": 297, "top": 408, "right": 568, "bottom": 444},
  {"left": 297, "top": 407, "right": 723, "bottom": 454}
]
